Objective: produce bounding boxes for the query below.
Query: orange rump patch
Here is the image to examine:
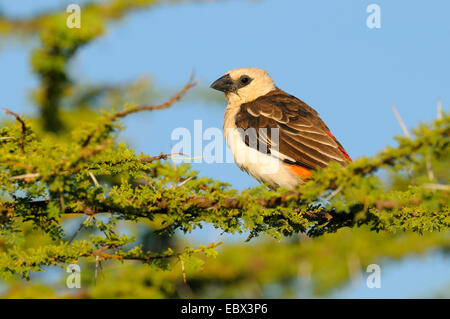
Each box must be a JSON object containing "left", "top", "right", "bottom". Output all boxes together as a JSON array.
[{"left": 285, "top": 163, "right": 313, "bottom": 180}]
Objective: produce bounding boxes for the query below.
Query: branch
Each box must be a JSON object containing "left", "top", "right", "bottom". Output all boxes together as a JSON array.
[
  {"left": 108, "top": 74, "right": 198, "bottom": 121},
  {"left": 1, "top": 191, "right": 426, "bottom": 228},
  {"left": 3, "top": 108, "right": 27, "bottom": 152},
  {"left": 80, "top": 74, "right": 197, "bottom": 148},
  {"left": 140, "top": 152, "right": 188, "bottom": 163}
]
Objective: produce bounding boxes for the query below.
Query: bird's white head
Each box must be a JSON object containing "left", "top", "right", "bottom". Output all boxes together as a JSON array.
[{"left": 210, "top": 67, "right": 276, "bottom": 105}]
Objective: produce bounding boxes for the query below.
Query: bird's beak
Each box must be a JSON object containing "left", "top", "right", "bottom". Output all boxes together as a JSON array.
[{"left": 210, "top": 74, "right": 236, "bottom": 93}]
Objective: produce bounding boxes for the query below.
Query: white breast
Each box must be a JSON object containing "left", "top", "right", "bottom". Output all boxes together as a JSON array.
[{"left": 223, "top": 105, "right": 300, "bottom": 189}]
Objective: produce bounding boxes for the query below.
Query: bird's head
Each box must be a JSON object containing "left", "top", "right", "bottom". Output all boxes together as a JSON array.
[{"left": 210, "top": 67, "right": 276, "bottom": 104}]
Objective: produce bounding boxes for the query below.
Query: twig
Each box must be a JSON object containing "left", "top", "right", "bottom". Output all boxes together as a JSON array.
[
  {"left": 79, "top": 74, "right": 197, "bottom": 149},
  {"left": 120, "top": 242, "right": 222, "bottom": 262},
  {"left": 7, "top": 144, "right": 178, "bottom": 183},
  {"left": 108, "top": 74, "right": 198, "bottom": 121},
  {"left": 92, "top": 246, "right": 121, "bottom": 260},
  {"left": 140, "top": 152, "right": 188, "bottom": 163}
]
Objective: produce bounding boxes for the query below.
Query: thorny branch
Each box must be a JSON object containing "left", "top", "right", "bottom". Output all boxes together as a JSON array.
[
  {"left": 81, "top": 74, "right": 197, "bottom": 148},
  {"left": 0, "top": 190, "right": 436, "bottom": 231},
  {"left": 3, "top": 108, "right": 27, "bottom": 153},
  {"left": 4, "top": 74, "right": 198, "bottom": 181},
  {"left": 108, "top": 73, "right": 198, "bottom": 121}
]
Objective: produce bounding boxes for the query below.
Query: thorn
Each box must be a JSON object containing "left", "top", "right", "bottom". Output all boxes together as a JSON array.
[
  {"left": 180, "top": 257, "right": 187, "bottom": 284},
  {"left": 94, "top": 256, "right": 100, "bottom": 286},
  {"left": 68, "top": 216, "right": 93, "bottom": 244},
  {"left": 88, "top": 171, "right": 100, "bottom": 187},
  {"left": 437, "top": 100, "right": 442, "bottom": 120},
  {"left": 325, "top": 186, "right": 342, "bottom": 201},
  {"left": 176, "top": 175, "right": 196, "bottom": 187},
  {"left": 425, "top": 153, "right": 435, "bottom": 181},
  {"left": 8, "top": 173, "right": 40, "bottom": 181},
  {"left": 391, "top": 104, "right": 411, "bottom": 139},
  {"left": 422, "top": 183, "right": 450, "bottom": 191}
]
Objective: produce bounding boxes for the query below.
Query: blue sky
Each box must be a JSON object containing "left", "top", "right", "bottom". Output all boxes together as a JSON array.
[{"left": 0, "top": 0, "right": 449, "bottom": 298}]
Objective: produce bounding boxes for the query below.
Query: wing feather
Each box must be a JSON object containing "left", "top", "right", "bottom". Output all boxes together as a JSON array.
[{"left": 234, "top": 89, "right": 351, "bottom": 170}]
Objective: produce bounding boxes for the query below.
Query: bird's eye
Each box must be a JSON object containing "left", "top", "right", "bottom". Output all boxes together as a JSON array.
[{"left": 240, "top": 76, "right": 251, "bottom": 85}]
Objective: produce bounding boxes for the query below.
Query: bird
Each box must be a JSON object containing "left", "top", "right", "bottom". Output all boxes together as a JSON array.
[{"left": 210, "top": 67, "right": 351, "bottom": 190}]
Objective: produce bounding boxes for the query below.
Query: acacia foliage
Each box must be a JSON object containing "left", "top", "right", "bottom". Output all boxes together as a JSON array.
[
  {"left": 0, "top": 91, "right": 449, "bottom": 279},
  {"left": 0, "top": 0, "right": 448, "bottom": 295},
  {"left": 2, "top": 226, "right": 449, "bottom": 298}
]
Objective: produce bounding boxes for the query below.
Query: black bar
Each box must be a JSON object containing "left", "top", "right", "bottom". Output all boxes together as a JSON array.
[{"left": 0, "top": 299, "right": 446, "bottom": 318}]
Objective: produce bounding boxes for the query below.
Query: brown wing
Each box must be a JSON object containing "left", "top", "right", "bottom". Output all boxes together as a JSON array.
[{"left": 235, "top": 88, "right": 351, "bottom": 170}]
